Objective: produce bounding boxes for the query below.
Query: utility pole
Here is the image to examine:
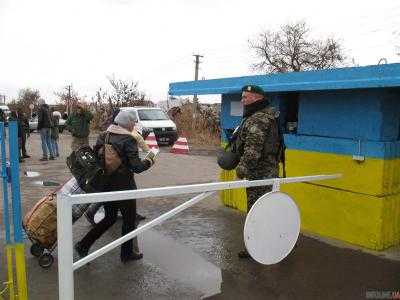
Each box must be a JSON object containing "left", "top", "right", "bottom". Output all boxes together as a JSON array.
[
  {"left": 66, "top": 85, "right": 72, "bottom": 115},
  {"left": 193, "top": 54, "right": 203, "bottom": 113}
]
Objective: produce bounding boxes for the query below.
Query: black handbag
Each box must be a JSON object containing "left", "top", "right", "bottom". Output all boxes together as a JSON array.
[
  {"left": 66, "top": 145, "right": 105, "bottom": 193},
  {"left": 217, "top": 120, "right": 245, "bottom": 171}
]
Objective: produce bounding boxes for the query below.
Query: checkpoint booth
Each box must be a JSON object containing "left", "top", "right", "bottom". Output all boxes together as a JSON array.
[{"left": 169, "top": 63, "right": 400, "bottom": 251}]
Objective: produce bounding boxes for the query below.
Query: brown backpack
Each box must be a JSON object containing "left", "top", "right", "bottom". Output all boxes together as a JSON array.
[{"left": 99, "top": 132, "right": 122, "bottom": 174}]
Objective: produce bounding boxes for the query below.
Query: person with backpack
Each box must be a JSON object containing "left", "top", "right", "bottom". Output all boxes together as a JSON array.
[
  {"left": 229, "top": 85, "right": 281, "bottom": 259},
  {"left": 74, "top": 110, "right": 155, "bottom": 263},
  {"left": 37, "top": 99, "right": 55, "bottom": 161},
  {"left": 66, "top": 103, "right": 93, "bottom": 151},
  {"left": 84, "top": 108, "right": 149, "bottom": 225}
]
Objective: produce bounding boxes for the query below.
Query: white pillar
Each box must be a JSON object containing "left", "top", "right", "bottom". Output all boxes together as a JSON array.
[{"left": 57, "top": 192, "right": 74, "bottom": 300}]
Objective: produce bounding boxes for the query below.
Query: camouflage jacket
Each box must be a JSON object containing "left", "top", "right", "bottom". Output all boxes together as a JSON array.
[{"left": 235, "top": 107, "right": 280, "bottom": 180}]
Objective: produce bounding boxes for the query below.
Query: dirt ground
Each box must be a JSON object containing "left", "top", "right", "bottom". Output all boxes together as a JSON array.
[{"left": 0, "top": 132, "right": 399, "bottom": 300}]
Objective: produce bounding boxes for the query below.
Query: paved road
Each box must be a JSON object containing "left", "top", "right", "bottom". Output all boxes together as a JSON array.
[{"left": 0, "top": 132, "right": 399, "bottom": 299}]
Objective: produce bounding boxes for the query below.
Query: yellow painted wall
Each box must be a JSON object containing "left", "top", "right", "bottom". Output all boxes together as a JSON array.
[
  {"left": 220, "top": 169, "right": 247, "bottom": 212},
  {"left": 281, "top": 183, "right": 400, "bottom": 250},
  {"left": 219, "top": 165, "right": 400, "bottom": 250},
  {"left": 219, "top": 147, "right": 400, "bottom": 250},
  {"left": 382, "top": 193, "right": 400, "bottom": 249},
  {"left": 285, "top": 149, "right": 400, "bottom": 196}
]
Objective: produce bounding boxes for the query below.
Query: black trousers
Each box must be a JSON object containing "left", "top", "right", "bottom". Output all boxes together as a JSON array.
[
  {"left": 79, "top": 199, "right": 137, "bottom": 260},
  {"left": 21, "top": 132, "right": 27, "bottom": 156}
]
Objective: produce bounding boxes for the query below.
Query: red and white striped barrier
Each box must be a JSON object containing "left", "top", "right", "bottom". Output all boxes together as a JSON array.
[
  {"left": 170, "top": 137, "right": 189, "bottom": 155},
  {"left": 145, "top": 132, "right": 159, "bottom": 150}
]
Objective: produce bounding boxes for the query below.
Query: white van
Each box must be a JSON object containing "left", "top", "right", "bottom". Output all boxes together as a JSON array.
[{"left": 120, "top": 107, "right": 178, "bottom": 145}]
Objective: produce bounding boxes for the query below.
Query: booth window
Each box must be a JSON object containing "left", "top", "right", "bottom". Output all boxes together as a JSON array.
[{"left": 283, "top": 93, "right": 299, "bottom": 134}]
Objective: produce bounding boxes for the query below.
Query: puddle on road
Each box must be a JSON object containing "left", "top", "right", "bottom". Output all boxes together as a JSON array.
[
  {"left": 24, "top": 171, "right": 40, "bottom": 177},
  {"left": 31, "top": 180, "right": 60, "bottom": 187},
  {"left": 139, "top": 229, "right": 222, "bottom": 299}
]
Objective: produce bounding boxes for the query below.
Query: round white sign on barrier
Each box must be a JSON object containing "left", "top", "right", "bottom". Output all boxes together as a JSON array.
[{"left": 244, "top": 191, "right": 300, "bottom": 265}]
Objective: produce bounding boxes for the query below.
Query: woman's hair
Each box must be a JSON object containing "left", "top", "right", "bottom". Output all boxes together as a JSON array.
[{"left": 114, "top": 111, "right": 137, "bottom": 129}]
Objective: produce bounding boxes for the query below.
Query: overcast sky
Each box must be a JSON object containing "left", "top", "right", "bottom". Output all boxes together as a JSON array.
[{"left": 0, "top": 0, "right": 399, "bottom": 104}]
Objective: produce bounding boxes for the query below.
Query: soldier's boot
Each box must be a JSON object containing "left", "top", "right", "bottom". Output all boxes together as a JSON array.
[{"left": 238, "top": 249, "right": 251, "bottom": 259}]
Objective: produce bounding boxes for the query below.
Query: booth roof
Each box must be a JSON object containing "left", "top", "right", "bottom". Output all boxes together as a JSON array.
[{"left": 169, "top": 63, "right": 400, "bottom": 96}]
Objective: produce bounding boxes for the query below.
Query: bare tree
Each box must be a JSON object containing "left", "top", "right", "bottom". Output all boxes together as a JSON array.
[
  {"left": 249, "top": 21, "right": 346, "bottom": 73},
  {"left": 106, "top": 75, "right": 152, "bottom": 108},
  {"left": 94, "top": 76, "right": 153, "bottom": 110},
  {"left": 8, "top": 88, "right": 41, "bottom": 114},
  {"left": 54, "top": 86, "right": 81, "bottom": 113},
  {"left": 90, "top": 77, "right": 154, "bottom": 129}
]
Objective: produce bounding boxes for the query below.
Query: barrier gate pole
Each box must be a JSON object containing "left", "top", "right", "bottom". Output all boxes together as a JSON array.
[
  {"left": 57, "top": 192, "right": 74, "bottom": 300},
  {"left": 9, "top": 122, "right": 28, "bottom": 300},
  {"left": 0, "top": 122, "right": 14, "bottom": 300}
]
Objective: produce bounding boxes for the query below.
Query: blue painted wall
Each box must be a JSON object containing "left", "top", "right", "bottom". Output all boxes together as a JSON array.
[
  {"left": 221, "top": 93, "right": 242, "bottom": 142},
  {"left": 284, "top": 134, "right": 400, "bottom": 159},
  {"left": 220, "top": 93, "right": 284, "bottom": 142},
  {"left": 298, "top": 89, "right": 400, "bottom": 142},
  {"left": 220, "top": 88, "right": 400, "bottom": 158},
  {"left": 381, "top": 89, "right": 400, "bottom": 141}
]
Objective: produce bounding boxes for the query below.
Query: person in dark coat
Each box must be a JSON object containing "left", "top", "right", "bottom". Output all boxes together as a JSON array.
[
  {"left": 9, "top": 111, "right": 24, "bottom": 163},
  {"left": 0, "top": 109, "right": 5, "bottom": 123},
  {"left": 17, "top": 109, "right": 30, "bottom": 158},
  {"left": 84, "top": 107, "right": 147, "bottom": 225},
  {"left": 75, "top": 111, "right": 155, "bottom": 263},
  {"left": 235, "top": 85, "right": 281, "bottom": 259},
  {"left": 51, "top": 111, "right": 60, "bottom": 157},
  {"left": 37, "top": 99, "right": 55, "bottom": 160},
  {"left": 65, "top": 103, "right": 93, "bottom": 151}
]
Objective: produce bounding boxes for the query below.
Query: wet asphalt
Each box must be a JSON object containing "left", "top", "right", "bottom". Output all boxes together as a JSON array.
[{"left": 0, "top": 133, "right": 399, "bottom": 300}]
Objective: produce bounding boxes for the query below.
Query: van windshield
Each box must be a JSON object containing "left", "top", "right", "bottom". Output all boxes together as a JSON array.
[{"left": 137, "top": 109, "right": 168, "bottom": 121}]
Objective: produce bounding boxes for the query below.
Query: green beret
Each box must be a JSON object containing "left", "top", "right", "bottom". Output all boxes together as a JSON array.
[{"left": 241, "top": 85, "right": 265, "bottom": 96}]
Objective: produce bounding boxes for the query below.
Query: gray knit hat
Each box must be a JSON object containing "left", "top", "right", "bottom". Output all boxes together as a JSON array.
[{"left": 114, "top": 110, "right": 137, "bottom": 128}]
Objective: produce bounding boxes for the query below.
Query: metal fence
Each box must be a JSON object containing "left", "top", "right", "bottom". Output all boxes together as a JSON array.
[{"left": 57, "top": 174, "right": 340, "bottom": 300}]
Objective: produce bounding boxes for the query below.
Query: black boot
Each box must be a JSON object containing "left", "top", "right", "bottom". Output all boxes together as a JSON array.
[
  {"left": 136, "top": 213, "right": 146, "bottom": 221},
  {"left": 74, "top": 242, "right": 89, "bottom": 259},
  {"left": 238, "top": 249, "right": 251, "bottom": 259},
  {"left": 121, "top": 251, "right": 143, "bottom": 263}
]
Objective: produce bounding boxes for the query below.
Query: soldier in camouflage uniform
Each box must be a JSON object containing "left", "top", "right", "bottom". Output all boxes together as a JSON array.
[{"left": 235, "top": 85, "right": 280, "bottom": 258}]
